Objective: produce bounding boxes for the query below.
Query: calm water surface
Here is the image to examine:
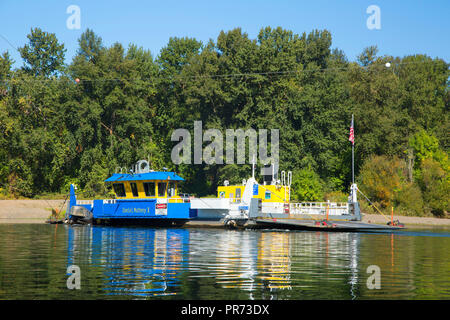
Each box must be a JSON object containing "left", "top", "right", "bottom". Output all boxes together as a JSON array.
[{"left": 0, "top": 224, "right": 449, "bottom": 299}]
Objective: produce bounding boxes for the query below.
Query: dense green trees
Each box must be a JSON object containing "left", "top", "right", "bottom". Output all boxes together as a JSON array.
[
  {"left": 0, "top": 27, "right": 448, "bottom": 216},
  {"left": 18, "top": 27, "right": 66, "bottom": 77}
]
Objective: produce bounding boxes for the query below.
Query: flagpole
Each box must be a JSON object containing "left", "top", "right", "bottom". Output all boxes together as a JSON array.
[{"left": 352, "top": 114, "right": 354, "bottom": 185}]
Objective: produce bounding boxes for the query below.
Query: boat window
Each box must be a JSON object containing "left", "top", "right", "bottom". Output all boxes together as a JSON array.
[
  {"left": 158, "top": 182, "right": 167, "bottom": 197},
  {"left": 113, "top": 183, "right": 126, "bottom": 197},
  {"left": 143, "top": 182, "right": 155, "bottom": 197},
  {"left": 265, "top": 191, "right": 271, "bottom": 199},
  {"left": 235, "top": 188, "right": 241, "bottom": 199},
  {"left": 167, "top": 182, "right": 176, "bottom": 198},
  {"left": 130, "top": 182, "right": 139, "bottom": 197}
]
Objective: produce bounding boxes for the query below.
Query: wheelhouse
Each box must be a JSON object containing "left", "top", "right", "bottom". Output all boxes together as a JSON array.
[{"left": 105, "top": 171, "right": 185, "bottom": 203}]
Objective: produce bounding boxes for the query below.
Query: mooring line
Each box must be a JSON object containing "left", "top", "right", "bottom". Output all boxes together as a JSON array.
[{"left": 356, "top": 187, "right": 390, "bottom": 222}]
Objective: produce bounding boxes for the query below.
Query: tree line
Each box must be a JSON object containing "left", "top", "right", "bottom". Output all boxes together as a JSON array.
[{"left": 0, "top": 27, "right": 448, "bottom": 217}]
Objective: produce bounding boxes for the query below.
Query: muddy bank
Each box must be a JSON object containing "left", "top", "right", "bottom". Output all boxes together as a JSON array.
[
  {"left": 362, "top": 213, "right": 450, "bottom": 227},
  {"left": 0, "top": 200, "right": 66, "bottom": 223}
]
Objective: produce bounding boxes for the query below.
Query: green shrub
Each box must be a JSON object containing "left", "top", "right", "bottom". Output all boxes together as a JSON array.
[
  {"left": 394, "top": 182, "right": 425, "bottom": 216},
  {"left": 324, "top": 190, "right": 348, "bottom": 203},
  {"left": 291, "top": 168, "right": 324, "bottom": 201},
  {"left": 417, "top": 158, "right": 449, "bottom": 217},
  {"left": 358, "top": 155, "right": 406, "bottom": 209}
]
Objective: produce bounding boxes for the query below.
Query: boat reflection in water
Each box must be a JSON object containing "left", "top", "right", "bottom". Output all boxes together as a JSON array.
[
  {"left": 66, "top": 226, "right": 363, "bottom": 299},
  {"left": 67, "top": 226, "right": 190, "bottom": 297}
]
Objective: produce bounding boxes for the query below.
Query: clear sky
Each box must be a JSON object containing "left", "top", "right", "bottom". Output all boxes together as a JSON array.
[{"left": 1, "top": 0, "right": 449, "bottom": 68}]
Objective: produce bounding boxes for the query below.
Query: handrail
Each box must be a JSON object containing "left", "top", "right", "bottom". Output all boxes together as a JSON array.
[
  {"left": 289, "top": 202, "right": 348, "bottom": 207},
  {"left": 288, "top": 201, "right": 349, "bottom": 219}
]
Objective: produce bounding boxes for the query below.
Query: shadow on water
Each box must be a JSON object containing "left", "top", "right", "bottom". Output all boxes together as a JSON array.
[
  {"left": 364, "top": 227, "right": 450, "bottom": 238},
  {"left": 0, "top": 224, "right": 449, "bottom": 299}
]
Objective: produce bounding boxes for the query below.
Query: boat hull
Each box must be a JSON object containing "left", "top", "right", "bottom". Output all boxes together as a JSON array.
[
  {"left": 67, "top": 185, "right": 196, "bottom": 225},
  {"left": 252, "top": 218, "right": 405, "bottom": 232}
]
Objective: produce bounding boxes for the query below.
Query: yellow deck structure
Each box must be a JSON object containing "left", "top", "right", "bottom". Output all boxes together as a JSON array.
[{"left": 217, "top": 184, "right": 290, "bottom": 203}]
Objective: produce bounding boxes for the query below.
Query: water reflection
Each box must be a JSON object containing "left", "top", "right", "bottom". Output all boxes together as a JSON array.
[
  {"left": 66, "top": 226, "right": 367, "bottom": 299},
  {"left": 0, "top": 224, "right": 449, "bottom": 299},
  {"left": 68, "top": 226, "right": 189, "bottom": 297}
]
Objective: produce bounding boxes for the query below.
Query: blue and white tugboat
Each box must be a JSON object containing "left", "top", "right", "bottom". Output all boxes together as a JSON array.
[{"left": 66, "top": 160, "right": 195, "bottom": 226}]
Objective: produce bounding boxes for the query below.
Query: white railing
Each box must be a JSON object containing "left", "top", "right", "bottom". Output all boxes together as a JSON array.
[
  {"left": 77, "top": 200, "right": 94, "bottom": 206},
  {"left": 261, "top": 202, "right": 285, "bottom": 214},
  {"left": 289, "top": 202, "right": 349, "bottom": 216}
]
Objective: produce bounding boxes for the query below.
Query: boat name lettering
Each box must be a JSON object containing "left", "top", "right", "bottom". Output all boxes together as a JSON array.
[{"left": 122, "top": 208, "right": 149, "bottom": 213}]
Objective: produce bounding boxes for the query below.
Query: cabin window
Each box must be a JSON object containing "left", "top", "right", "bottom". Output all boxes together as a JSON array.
[
  {"left": 167, "top": 182, "right": 176, "bottom": 198},
  {"left": 130, "top": 182, "right": 139, "bottom": 197},
  {"left": 113, "top": 183, "right": 126, "bottom": 197},
  {"left": 235, "top": 188, "right": 241, "bottom": 199},
  {"left": 143, "top": 182, "right": 155, "bottom": 197},
  {"left": 158, "top": 182, "right": 167, "bottom": 197},
  {"left": 265, "top": 191, "right": 271, "bottom": 199}
]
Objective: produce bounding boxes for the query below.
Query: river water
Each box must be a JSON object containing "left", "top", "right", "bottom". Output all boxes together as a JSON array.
[{"left": 0, "top": 224, "right": 449, "bottom": 300}]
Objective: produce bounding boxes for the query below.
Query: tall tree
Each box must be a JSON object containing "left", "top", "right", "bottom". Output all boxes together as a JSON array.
[
  {"left": 77, "top": 28, "right": 103, "bottom": 63},
  {"left": 18, "top": 28, "right": 66, "bottom": 77},
  {"left": 0, "top": 51, "right": 13, "bottom": 80}
]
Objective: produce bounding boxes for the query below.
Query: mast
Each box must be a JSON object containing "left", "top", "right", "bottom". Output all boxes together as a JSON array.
[
  {"left": 252, "top": 154, "right": 256, "bottom": 179},
  {"left": 349, "top": 114, "right": 357, "bottom": 203},
  {"left": 349, "top": 114, "right": 355, "bottom": 185},
  {"left": 352, "top": 114, "right": 354, "bottom": 185}
]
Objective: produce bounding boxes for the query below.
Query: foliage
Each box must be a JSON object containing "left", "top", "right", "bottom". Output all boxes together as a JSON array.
[
  {"left": 359, "top": 154, "right": 448, "bottom": 217},
  {"left": 394, "top": 182, "right": 424, "bottom": 217},
  {"left": 358, "top": 155, "right": 405, "bottom": 209},
  {"left": 409, "top": 129, "right": 448, "bottom": 171},
  {"left": 324, "top": 190, "right": 348, "bottom": 203},
  {"left": 416, "top": 158, "right": 449, "bottom": 217},
  {"left": 18, "top": 28, "right": 66, "bottom": 77},
  {"left": 291, "top": 168, "right": 324, "bottom": 201},
  {"left": 0, "top": 27, "right": 448, "bottom": 218}
]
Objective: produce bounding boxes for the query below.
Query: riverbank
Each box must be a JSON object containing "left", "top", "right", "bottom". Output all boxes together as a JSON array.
[
  {"left": 0, "top": 200, "right": 66, "bottom": 224},
  {"left": 361, "top": 213, "right": 450, "bottom": 227},
  {"left": 0, "top": 200, "right": 449, "bottom": 227}
]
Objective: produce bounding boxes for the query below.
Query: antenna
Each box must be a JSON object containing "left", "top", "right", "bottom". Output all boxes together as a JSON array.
[
  {"left": 351, "top": 114, "right": 355, "bottom": 185},
  {"left": 271, "top": 162, "right": 275, "bottom": 185},
  {"left": 252, "top": 154, "right": 256, "bottom": 178}
]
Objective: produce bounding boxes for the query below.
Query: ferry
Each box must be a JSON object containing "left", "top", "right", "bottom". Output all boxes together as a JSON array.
[
  {"left": 67, "top": 160, "right": 194, "bottom": 226},
  {"left": 65, "top": 114, "right": 404, "bottom": 231},
  {"left": 189, "top": 164, "right": 293, "bottom": 224},
  {"left": 66, "top": 160, "right": 403, "bottom": 231},
  {"left": 189, "top": 163, "right": 362, "bottom": 228},
  {"left": 66, "top": 160, "right": 360, "bottom": 226}
]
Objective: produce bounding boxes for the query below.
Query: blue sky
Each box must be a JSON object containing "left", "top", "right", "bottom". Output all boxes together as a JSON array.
[{"left": 1, "top": 0, "right": 449, "bottom": 68}]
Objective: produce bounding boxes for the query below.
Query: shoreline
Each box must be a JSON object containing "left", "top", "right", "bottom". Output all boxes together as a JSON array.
[
  {"left": 0, "top": 199, "right": 66, "bottom": 224},
  {"left": 0, "top": 199, "right": 449, "bottom": 228},
  {"left": 361, "top": 213, "right": 450, "bottom": 228}
]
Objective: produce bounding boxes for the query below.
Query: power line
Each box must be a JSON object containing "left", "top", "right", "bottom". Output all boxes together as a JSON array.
[
  {"left": 1, "top": 59, "right": 445, "bottom": 85},
  {"left": 0, "top": 33, "right": 19, "bottom": 52}
]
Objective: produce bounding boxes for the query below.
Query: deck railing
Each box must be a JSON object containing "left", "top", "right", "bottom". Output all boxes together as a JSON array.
[
  {"left": 289, "top": 202, "right": 349, "bottom": 216},
  {"left": 77, "top": 199, "right": 94, "bottom": 205}
]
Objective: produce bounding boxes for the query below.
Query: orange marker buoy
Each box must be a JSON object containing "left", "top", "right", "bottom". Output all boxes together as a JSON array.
[{"left": 391, "top": 207, "right": 394, "bottom": 225}]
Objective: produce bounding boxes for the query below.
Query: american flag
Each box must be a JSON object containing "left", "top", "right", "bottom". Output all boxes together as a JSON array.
[{"left": 349, "top": 117, "right": 355, "bottom": 145}]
